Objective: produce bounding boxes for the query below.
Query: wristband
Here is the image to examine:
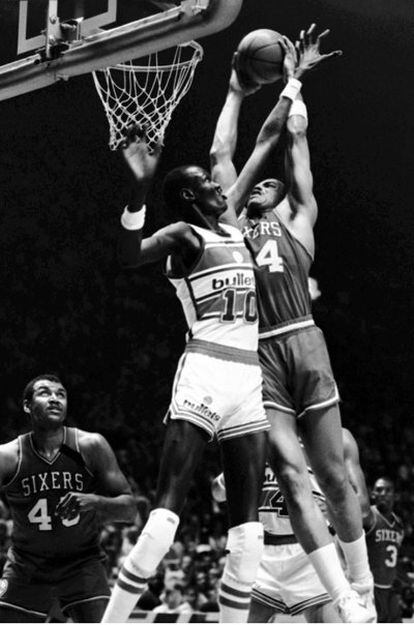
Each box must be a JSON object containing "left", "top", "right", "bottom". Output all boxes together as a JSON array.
[
  {"left": 120, "top": 205, "right": 146, "bottom": 230},
  {"left": 280, "top": 78, "right": 302, "bottom": 102},
  {"left": 288, "top": 99, "right": 308, "bottom": 121}
]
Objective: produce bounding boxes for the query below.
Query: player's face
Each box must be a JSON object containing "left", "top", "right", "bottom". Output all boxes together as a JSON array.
[
  {"left": 25, "top": 379, "right": 67, "bottom": 428},
  {"left": 372, "top": 479, "right": 395, "bottom": 513},
  {"left": 184, "top": 167, "right": 227, "bottom": 216},
  {"left": 247, "top": 178, "right": 285, "bottom": 212}
]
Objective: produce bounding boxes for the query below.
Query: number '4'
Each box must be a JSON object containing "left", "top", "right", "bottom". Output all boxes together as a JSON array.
[{"left": 256, "top": 240, "right": 284, "bottom": 273}]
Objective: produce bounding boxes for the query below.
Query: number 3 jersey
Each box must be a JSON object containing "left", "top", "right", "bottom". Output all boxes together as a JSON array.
[
  {"left": 2, "top": 427, "right": 101, "bottom": 562},
  {"left": 166, "top": 223, "right": 258, "bottom": 352},
  {"left": 239, "top": 208, "right": 313, "bottom": 338},
  {"left": 365, "top": 506, "right": 404, "bottom": 588}
]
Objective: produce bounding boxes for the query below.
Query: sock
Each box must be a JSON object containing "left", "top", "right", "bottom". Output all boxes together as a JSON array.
[
  {"left": 338, "top": 532, "right": 373, "bottom": 586},
  {"left": 219, "top": 522, "right": 264, "bottom": 623},
  {"left": 307, "top": 542, "right": 352, "bottom": 603},
  {"left": 102, "top": 508, "right": 179, "bottom": 622}
]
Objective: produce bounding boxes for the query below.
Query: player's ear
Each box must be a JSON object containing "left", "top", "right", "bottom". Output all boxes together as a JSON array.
[
  {"left": 180, "top": 187, "right": 195, "bottom": 202},
  {"left": 23, "top": 400, "right": 31, "bottom": 415}
]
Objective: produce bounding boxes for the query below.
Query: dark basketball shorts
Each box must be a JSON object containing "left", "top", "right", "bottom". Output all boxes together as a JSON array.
[
  {"left": 374, "top": 586, "right": 402, "bottom": 623},
  {"left": 0, "top": 550, "right": 110, "bottom": 619},
  {"left": 258, "top": 325, "right": 339, "bottom": 418}
]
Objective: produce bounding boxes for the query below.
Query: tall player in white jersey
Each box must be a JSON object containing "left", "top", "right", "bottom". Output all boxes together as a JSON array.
[{"left": 101, "top": 131, "right": 268, "bottom": 625}]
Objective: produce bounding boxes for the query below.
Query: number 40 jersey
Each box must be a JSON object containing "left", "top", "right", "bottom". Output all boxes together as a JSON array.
[{"left": 2, "top": 427, "right": 101, "bottom": 562}]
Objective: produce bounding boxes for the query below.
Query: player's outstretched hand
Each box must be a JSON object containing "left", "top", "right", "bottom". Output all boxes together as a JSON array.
[
  {"left": 121, "top": 124, "right": 162, "bottom": 184},
  {"left": 278, "top": 35, "right": 298, "bottom": 83},
  {"left": 231, "top": 52, "right": 262, "bottom": 96},
  {"left": 55, "top": 491, "right": 99, "bottom": 520},
  {"left": 293, "top": 23, "right": 342, "bottom": 79}
]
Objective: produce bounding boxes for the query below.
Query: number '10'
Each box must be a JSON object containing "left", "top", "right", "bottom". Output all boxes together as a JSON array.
[{"left": 221, "top": 288, "right": 257, "bottom": 323}]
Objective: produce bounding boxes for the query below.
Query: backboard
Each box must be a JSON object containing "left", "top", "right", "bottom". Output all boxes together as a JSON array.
[{"left": 0, "top": 0, "right": 243, "bottom": 101}]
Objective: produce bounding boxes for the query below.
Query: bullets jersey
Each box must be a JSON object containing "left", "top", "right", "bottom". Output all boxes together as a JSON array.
[
  {"left": 259, "top": 463, "right": 325, "bottom": 535},
  {"left": 239, "top": 208, "right": 313, "bottom": 338},
  {"left": 2, "top": 427, "right": 101, "bottom": 560},
  {"left": 366, "top": 506, "right": 404, "bottom": 588},
  {"left": 166, "top": 223, "right": 258, "bottom": 351}
]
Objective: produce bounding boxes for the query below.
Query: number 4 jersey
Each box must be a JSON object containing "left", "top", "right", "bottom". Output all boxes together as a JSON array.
[
  {"left": 239, "top": 208, "right": 312, "bottom": 337},
  {"left": 2, "top": 427, "right": 101, "bottom": 562}
]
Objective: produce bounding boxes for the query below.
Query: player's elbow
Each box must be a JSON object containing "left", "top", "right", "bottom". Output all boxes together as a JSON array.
[
  {"left": 287, "top": 116, "right": 308, "bottom": 138},
  {"left": 210, "top": 143, "right": 232, "bottom": 167}
]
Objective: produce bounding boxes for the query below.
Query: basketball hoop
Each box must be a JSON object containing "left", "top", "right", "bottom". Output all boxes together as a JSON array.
[{"left": 92, "top": 41, "right": 203, "bottom": 151}]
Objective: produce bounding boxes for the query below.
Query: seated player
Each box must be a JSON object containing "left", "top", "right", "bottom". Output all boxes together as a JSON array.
[
  {"left": 212, "top": 427, "right": 373, "bottom": 623},
  {"left": 0, "top": 373, "right": 136, "bottom": 623}
]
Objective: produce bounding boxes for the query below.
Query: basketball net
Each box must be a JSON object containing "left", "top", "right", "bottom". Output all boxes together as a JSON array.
[{"left": 92, "top": 41, "right": 203, "bottom": 151}]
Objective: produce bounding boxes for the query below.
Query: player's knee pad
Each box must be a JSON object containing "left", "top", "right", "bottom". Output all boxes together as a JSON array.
[
  {"left": 224, "top": 522, "right": 264, "bottom": 585},
  {"left": 128, "top": 508, "right": 179, "bottom": 577}
]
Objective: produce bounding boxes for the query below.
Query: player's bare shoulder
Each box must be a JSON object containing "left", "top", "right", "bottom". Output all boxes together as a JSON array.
[{"left": 0, "top": 438, "right": 21, "bottom": 486}]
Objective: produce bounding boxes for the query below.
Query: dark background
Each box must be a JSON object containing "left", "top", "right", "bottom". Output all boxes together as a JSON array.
[{"left": 0, "top": 0, "right": 413, "bottom": 504}]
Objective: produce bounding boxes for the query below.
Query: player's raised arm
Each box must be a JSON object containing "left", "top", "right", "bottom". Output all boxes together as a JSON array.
[
  {"left": 342, "top": 428, "right": 374, "bottom": 530},
  {"left": 229, "top": 25, "right": 342, "bottom": 216},
  {"left": 210, "top": 64, "right": 260, "bottom": 196},
  {"left": 55, "top": 432, "right": 136, "bottom": 524},
  {"left": 119, "top": 128, "right": 199, "bottom": 267}
]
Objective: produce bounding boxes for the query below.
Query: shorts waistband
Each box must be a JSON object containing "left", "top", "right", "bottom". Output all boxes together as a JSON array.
[
  {"left": 259, "top": 315, "right": 315, "bottom": 340},
  {"left": 264, "top": 532, "right": 298, "bottom": 546},
  {"left": 186, "top": 339, "right": 259, "bottom": 365}
]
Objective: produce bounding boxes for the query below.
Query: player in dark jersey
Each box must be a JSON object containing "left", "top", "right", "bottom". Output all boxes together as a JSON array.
[
  {"left": 210, "top": 25, "right": 375, "bottom": 623},
  {"left": 364, "top": 478, "right": 404, "bottom": 622},
  {"left": 0, "top": 373, "right": 135, "bottom": 623}
]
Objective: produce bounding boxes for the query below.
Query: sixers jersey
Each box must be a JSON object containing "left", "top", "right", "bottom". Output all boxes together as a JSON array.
[
  {"left": 166, "top": 224, "right": 258, "bottom": 351},
  {"left": 239, "top": 208, "right": 313, "bottom": 337},
  {"left": 366, "top": 506, "right": 404, "bottom": 588},
  {"left": 259, "top": 463, "right": 324, "bottom": 536},
  {"left": 2, "top": 427, "right": 101, "bottom": 560}
]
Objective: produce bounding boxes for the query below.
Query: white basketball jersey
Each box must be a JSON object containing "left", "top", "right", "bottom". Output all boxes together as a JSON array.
[
  {"left": 166, "top": 224, "right": 258, "bottom": 351},
  {"left": 259, "top": 463, "right": 325, "bottom": 535}
]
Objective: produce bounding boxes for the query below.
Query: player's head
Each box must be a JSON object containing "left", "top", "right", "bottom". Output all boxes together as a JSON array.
[
  {"left": 23, "top": 374, "right": 67, "bottom": 429},
  {"left": 246, "top": 178, "right": 285, "bottom": 214},
  {"left": 162, "top": 166, "right": 227, "bottom": 223},
  {"left": 372, "top": 477, "right": 395, "bottom": 514}
]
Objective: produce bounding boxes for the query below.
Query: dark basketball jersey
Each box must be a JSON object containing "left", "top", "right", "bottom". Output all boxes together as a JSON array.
[
  {"left": 239, "top": 208, "right": 313, "bottom": 336},
  {"left": 2, "top": 427, "right": 101, "bottom": 561},
  {"left": 366, "top": 506, "right": 404, "bottom": 588}
]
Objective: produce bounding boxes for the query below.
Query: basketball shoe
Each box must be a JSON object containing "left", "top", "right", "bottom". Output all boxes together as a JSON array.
[
  {"left": 335, "top": 589, "right": 376, "bottom": 623},
  {"left": 351, "top": 578, "right": 377, "bottom": 622}
]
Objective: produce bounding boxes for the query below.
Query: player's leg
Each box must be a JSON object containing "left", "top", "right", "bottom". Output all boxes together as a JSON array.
[
  {"left": 102, "top": 420, "right": 208, "bottom": 622},
  {"left": 299, "top": 407, "right": 374, "bottom": 598},
  {"left": 267, "top": 409, "right": 333, "bottom": 551},
  {"left": 266, "top": 408, "right": 374, "bottom": 623},
  {"left": 248, "top": 597, "right": 277, "bottom": 623},
  {"left": 218, "top": 431, "right": 267, "bottom": 623}
]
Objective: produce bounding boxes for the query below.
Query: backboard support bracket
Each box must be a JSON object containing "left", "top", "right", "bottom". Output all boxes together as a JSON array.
[{"left": 0, "top": 0, "right": 243, "bottom": 101}]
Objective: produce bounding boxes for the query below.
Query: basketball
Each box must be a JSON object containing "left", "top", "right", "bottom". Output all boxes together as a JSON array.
[{"left": 236, "top": 29, "right": 285, "bottom": 85}]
